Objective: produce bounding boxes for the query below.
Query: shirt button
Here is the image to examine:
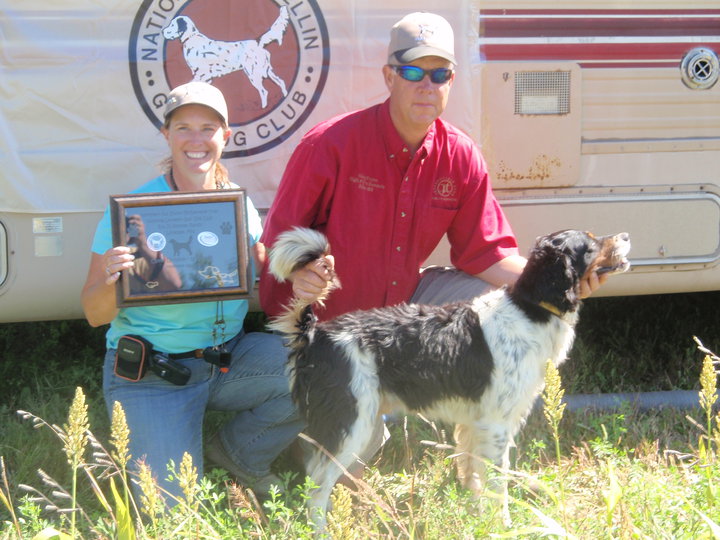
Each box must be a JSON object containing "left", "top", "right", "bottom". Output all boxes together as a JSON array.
[
  {"left": 396, "top": 246, "right": 401, "bottom": 251},
  {"left": 401, "top": 212, "right": 406, "bottom": 218},
  {"left": 404, "top": 176, "right": 409, "bottom": 182},
  {"left": 402, "top": 148, "right": 409, "bottom": 153},
  {"left": 389, "top": 154, "right": 395, "bottom": 158},
  {"left": 392, "top": 281, "right": 397, "bottom": 286}
]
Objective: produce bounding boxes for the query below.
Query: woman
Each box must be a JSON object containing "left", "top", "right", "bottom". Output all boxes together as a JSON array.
[{"left": 81, "top": 81, "right": 301, "bottom": 502}]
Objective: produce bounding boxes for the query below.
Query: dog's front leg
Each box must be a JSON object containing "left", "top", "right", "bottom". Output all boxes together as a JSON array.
[
  {"left": 454, "top": 423, "right": 487, "bottom": 495},
  {"left": 483, "top": 428, "right": 512, "bottom": 527},
  {"left": 497, "top": 442, "right": 511, "bottom": 527},
  {"left": 454, "top": 423, "right": 512, "bottom": 526}
]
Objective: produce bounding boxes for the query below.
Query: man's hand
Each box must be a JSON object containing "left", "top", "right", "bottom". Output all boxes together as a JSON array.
[
  {"left": 290, "top": 255, "right": 337, "bottom": 304},
  {"left": 579, "top": 271, "right": 608, "bottom": 299}
]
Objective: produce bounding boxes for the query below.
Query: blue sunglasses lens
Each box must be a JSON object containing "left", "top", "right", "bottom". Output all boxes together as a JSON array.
[
  {"left": 396, "top": 66, "right": 425, "bottom": 81},
  {"left": 394, "top": 66, "right": 453, "bottom": 84},
  {"left": 429, "top": 69, "right": 453, "bottom": 83}
]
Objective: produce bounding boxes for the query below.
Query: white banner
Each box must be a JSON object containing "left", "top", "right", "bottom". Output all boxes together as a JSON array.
[{"left": 0, "top": 0, "right": 479, "bottom": 213}]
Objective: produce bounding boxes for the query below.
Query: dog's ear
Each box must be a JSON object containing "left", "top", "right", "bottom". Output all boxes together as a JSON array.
[
  {"left": 176, "top": 16, "right": 187, "bottom": 33},
  {"left": 517, "top": 241, "right": 580, "bottom": 313}
]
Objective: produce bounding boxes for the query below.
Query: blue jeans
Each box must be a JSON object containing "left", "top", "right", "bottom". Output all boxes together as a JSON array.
[{"left": 103, "top": 331, "right": 303, "bottom": 500}]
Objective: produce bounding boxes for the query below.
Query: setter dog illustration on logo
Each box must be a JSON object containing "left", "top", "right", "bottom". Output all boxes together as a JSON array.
[{"left": 163, "top": 7, "right": 290, "bottom": 108}]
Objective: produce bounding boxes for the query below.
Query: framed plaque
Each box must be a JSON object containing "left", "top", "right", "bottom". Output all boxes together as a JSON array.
[{"left": 110, "top": 189, "right": 252, "bottom": 307}]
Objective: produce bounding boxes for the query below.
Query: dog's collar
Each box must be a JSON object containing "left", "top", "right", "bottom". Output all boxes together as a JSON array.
[
  {"left": 538, "top": 301, "right": 564, "bottom": 318},
  {"left": 510, "top": 288, "right": 566, "bottom": 319}
]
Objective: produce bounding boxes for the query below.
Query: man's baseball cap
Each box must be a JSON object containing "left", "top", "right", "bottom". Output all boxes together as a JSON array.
[
  {"left": 388, "top": 12, "right": 457, "bottom": 66},
  {"left": 163, "top": 81, "right": 229, "bottom": 125}
]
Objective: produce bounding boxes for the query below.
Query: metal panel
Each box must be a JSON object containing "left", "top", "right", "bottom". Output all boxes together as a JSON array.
[
  {"left": 481, "top": 62, "right": 582, "bottom": 189},
  {"left": 501, "top": 189, "right": 720, "bottom": 267},
  {"left": 424, "top": 185, "right": 720, "bottom": 296},
  {"left": 582, "top": 67, "right": 720, "bottom": 146},
  {"left": 0, "top": 212, "right": 95, "bottom": 322},
  {"left": 0, "top": 221, "right": 7, "bottom": 287}
]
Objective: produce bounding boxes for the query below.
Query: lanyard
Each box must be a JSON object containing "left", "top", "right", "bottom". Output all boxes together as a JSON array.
[
  {"left": 206, "top": 301, "right": 230, "bottom": 373},
  {"left": 212, "top": 301, "right": 226, "bottom": 349}
]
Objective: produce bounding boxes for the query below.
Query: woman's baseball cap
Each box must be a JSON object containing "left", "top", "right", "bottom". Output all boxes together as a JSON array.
[
  {"left": 388, "top": 12, "right": 457, "bottom": 66},
  {"left": 163, "top": 81, "right": 229, "bottom": 125}
]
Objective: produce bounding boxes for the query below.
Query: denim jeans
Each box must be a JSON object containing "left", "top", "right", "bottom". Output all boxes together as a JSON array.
[
  {"left": 410, "top": 266, "right": 493, "bottom": 305},
  {"left": 103, "top": 331, "right": 303, "bottom": 500}
]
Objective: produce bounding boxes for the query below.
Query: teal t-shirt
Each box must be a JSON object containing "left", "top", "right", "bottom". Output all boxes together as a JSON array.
[{"left": 91, "top": 175, "right": 262, "bottom": 352}]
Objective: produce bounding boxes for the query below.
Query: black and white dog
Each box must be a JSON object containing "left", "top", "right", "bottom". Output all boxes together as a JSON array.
[{"left": 268, "top": 227, "right": 631, "bottom": 525}]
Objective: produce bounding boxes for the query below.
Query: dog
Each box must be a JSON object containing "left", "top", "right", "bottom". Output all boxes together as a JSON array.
[
  {"left": 163, "top": 7, "right": 289, "bottom": 108},
  {"left": 169, "top": 236, "right": 192, "bottom": 256},
  {"left": 268, "top": 227, "right": 630, "bottom": 527}
]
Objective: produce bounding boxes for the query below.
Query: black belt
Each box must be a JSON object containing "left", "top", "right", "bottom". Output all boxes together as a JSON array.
[
  {"left": 167, "top": 348, "right": 205, "bottom": 360},
  {"left": 166, "top": 337, "right": 236, "bottom": 360}
]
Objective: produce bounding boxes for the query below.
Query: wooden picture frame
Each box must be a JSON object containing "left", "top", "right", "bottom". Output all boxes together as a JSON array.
[{"left": 110, "top": 189, "right": 251, "bottom": 307}]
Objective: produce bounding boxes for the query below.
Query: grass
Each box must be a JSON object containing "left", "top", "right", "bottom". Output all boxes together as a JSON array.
[
  {"left": 565, "top": 291, "right": 720, "bottom": 394},
  {"left": 3, "top": 376, "right": 718, "bottom": 538},
  {"left": 1, "top": 291, "right": 720, "bottom": 538}
]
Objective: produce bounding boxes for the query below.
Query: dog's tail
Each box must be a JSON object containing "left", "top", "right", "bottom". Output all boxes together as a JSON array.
[
  {"left": 259, "top": 6, "right": 290, "bottom": 48},
  {"left": 266, "top": 227, "right": 339, "bottom": 335}
]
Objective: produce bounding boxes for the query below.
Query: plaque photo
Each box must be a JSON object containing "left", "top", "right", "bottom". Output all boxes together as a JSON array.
[{"left": 110, "top": 189, "right": 251, "bottom": 307}]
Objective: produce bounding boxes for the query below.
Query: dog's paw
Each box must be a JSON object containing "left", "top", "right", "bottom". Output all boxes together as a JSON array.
[{"left": 457, "top": 471, "right": 484, "bottom": 497}]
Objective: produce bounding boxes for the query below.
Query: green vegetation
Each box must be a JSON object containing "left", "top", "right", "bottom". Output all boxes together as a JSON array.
[{"left": 1, "top": 291, "right": 720, "bottom": 538}]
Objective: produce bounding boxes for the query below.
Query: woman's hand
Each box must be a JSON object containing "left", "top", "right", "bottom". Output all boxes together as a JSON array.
[
  {"left": 103, "top": 246, "right": 136, "bottom": 285},
  {"left": 81, "top": 246, "right": 136, "bottom": 326}
]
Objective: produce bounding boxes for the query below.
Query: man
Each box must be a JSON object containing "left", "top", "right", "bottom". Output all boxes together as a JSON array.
[{"left": 260, "top": 11, "right": 604, "bottom": 320}]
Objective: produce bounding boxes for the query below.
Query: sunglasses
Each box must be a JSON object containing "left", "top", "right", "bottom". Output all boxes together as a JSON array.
[{"left": 391, "top": 65, "right": 454, "bottom": 84}]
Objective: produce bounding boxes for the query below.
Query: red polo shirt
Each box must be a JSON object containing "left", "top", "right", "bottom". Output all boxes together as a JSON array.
[{"left": 260, "top": 99, "right": 518, "bottom": 321}]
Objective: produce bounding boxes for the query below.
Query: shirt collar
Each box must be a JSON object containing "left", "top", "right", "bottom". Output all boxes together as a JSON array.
[{"left": 379, "top": 99, "right": 433, "bottom": 163}]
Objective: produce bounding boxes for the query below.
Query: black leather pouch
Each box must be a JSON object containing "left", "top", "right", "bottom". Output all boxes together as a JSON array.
[{"left": 114, "top": 335, "right": 152, "bottom": 382}]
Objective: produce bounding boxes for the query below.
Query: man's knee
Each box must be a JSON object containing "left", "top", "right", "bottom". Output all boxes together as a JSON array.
[{"left": 411, "top": 267, "right": 494, "bottom": 306}]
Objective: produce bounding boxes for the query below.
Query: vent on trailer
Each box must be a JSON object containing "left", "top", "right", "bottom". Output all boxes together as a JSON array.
[
  {"left": 680, "top": 47, "right": 720, "bottom": 90},
  {"left": 514, "top": 71, "right": 571, "bottom": 115}
]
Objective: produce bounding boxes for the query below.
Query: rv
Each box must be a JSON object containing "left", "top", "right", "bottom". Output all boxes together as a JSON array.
[{"left": 1, "top": 0, "right": 718, "bottom": 322}]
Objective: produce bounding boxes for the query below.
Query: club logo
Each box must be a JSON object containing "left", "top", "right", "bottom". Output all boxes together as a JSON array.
[
  {"left": 129, "top": 0, "right": 329, "bottom": 158},
  {"left": 197, "top": 231, "right": 219, "bottom": 247},
  {"left": 146, "top": 232, "right": 167, "bottom": 251},
  {"left": 434, "top": 177, "right": 457, "bottom": 200}
]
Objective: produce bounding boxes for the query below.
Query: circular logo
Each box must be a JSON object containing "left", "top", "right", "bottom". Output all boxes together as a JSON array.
[
  {"left": 146, "top": 232, "right": 167, "bottom": 251},
  {"left": 129, "top": 0, "right": 329, "bottom": 157},
  {"left": 197, "top": 231, "right": 219, "bottom": 247},
  {"left": 434, "top": 177, "right": 457, "bottom": 199}
]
